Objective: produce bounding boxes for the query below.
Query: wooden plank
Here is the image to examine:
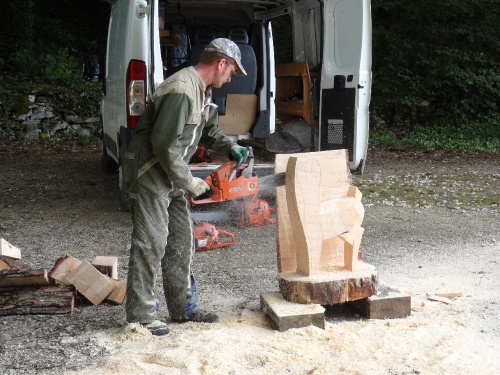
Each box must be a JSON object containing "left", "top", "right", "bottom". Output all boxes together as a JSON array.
[
  {"left": 66, "top": 260, "right": 114, "bottom": 305},
  {"left": 434, "top": 291, "right": 463, "bottom": 298},
  {"left": 0, "top": 238, "right": 21, "bottom": 260},
  {"left": 91, "top": 256, "right": 118, "bottom": 280},
  {"left": 426, "top": 294, "right": 454, "bottom": 305},
  {"left": 106, "top": 279, "right": 127, "bottom": 305},
  {"left": 49, "top": 255, "right": 82, "bottom": 285},
  {"left": 0, "top": 285, "right": 75, "bottom": 315},
  {"left": 260, "top": 292, "right": 325, "bottom": 332},
  {"left": 363, "top": 291, "right": 412, "bottom": 319},
  {"left": 218, "top": 94, "right": 257, "bottom": 135},
  {"left": 0, "top": 258, "right": 14, "bottom": 271},
  {"left": 279, "top": 261, "right": 378, "bottom": 305},
  {"left": 0, "top": 268, "right": 50, "bottom": 287}
]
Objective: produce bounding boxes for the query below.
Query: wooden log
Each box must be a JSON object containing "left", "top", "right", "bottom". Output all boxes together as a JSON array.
[
  {"left": 0, "top": 285, "right": 75, "bottom": 315},
  {"left": 0, "top": 268, "right": 51, "bottom": 287},
  {"left": 106, "top": 279, "right": 127, "bottom": 304},
  {"left": 66, "top": 260, "right": 114, "bottom": 305},
  {"left": 279, "top": 261, "right": 378, "bottom": 305},
  {"left": 0, "top": 238, "right": 21, "bottom": 260},
  {"left": 261, "top": 292, "right": 325, "bottom": 332},
  {"left": 91, "top": 256, "right": 118, "bottom": 280},
  {"left": 49, "top": 255, "right": 82, "bottom": 285}
]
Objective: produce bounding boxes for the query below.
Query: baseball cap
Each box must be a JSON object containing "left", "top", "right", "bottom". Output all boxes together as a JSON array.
[{"left": 204, "top": 38, "right": 247, "bottom": 76}]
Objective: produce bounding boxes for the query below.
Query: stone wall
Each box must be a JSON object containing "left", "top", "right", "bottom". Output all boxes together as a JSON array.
[{"left": 0, "top": 94, "right": 100, "bottom": 141}]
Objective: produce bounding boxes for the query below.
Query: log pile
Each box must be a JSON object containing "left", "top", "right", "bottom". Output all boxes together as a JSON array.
[{"left": 0, "top": 238, "right": 127, "bottom": 316}]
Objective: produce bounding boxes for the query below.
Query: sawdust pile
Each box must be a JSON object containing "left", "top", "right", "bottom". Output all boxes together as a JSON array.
[{"left": 65, "top": 283, "right": 499, "bottom": 375}]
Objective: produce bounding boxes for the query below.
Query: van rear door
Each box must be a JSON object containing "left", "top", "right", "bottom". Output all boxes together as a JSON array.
[
  {"left": 320, "top": 0, "right": 371, "bottom": 172},
  {"left": 256, "top": 0, "right": 371, "bottom": 173}
]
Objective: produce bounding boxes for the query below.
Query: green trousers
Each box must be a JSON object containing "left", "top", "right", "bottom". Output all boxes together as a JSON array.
[{"left": 125, "top": 184, "right": 194, "bottom": 323}]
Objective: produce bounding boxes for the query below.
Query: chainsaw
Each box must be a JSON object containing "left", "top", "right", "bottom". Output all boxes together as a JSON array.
[
  {"left": 190, "top": 147, "right": 276, "bottom": 227},
  {"left": 193, "top": 221, "right": 235, "bottom": 252},
  {"left": 190, "top": 147, "right": 259, "bottom": 205}
]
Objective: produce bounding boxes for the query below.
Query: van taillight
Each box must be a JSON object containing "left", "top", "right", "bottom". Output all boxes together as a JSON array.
[{"left": 126, "top": 60, "right": 147, "bottom": 129}]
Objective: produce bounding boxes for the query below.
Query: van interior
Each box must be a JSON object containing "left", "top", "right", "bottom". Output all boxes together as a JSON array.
[{"left": 158, "top": 1, "right": 317, "bottom": 145}]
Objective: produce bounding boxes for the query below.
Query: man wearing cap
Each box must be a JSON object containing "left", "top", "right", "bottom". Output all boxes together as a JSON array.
[{"left": 124, "top": 38, "right": 248, "bottom": 336}]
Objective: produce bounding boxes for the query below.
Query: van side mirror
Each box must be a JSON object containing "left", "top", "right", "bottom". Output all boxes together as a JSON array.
[{"left": 83, "top": 54, "right": 103, "bottom": 82}]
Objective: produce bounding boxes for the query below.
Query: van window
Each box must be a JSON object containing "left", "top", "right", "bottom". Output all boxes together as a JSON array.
[
  {"left": 271, "top": 17, "right": 293, "bottom": 65},
  {"left": 334, "top": 0, "right": 363, "bottom": 68}
]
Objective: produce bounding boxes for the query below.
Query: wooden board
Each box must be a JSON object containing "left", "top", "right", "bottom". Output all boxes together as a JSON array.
[
  {"left": 362, "top": 290, "right": 411, "bottom": 319},
  {"left": 261, "top": 292, "right": 325, "bottom": 332},
  {"left": 0, "top": 258, "right": 14, "bottom": 271},
  {"left": 49, "top": 255, "right": 82, "bottom": 285},
  {"left": 0, "top": 268, "right": 50, "bottom": 287},
  {"left": 218, "top": 94, "right": 257, "bottom": 135},
  {"left": 0, "top": 238, "right": 21, "bottom": 260},
  {"left": 92, "top": 256, "right": 118, "bottom": 280},
  {"left": 279, "top": 261, "right": 378, "bottom": 305},
  {"left": 106, "top": 279, "right": 127, "bottom": 305},
  {"left": 66, "top": 260, "right": 114, "bottom": 305},
  {"left": 0, "top": 285, "right": 75, "bottom": 315}
]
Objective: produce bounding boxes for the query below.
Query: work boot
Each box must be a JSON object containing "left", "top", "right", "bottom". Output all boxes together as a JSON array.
[
  {"left": 172, "top": 309, "right": 219, "bottom": 323},
  {"left": 142, "top": 320, "right": 170, "bottom": 336}
]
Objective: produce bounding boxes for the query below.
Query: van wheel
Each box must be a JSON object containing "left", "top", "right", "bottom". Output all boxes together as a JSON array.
[
  {"left": 118, "top": 147, "right": 131, "bottom": 212},
  {"left": 101, "top": 141, "right": 118, "bottom": 173}
]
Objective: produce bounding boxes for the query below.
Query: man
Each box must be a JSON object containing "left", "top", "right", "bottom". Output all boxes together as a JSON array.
[{"left": 124, "top": 38, "right": 248, "bottom": 336}]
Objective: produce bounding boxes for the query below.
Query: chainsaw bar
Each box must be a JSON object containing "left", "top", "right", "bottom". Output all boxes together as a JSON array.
[{"left": 257, "top": 172, "right": 286, "bottom": 191}]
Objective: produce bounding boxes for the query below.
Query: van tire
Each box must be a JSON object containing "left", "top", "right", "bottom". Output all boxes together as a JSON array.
[
  {"left": 118, "top": 147, "right": 131, "bottom": 212},
  {"left": 101, "top": 141, "right": 118, "bottom": 173}
]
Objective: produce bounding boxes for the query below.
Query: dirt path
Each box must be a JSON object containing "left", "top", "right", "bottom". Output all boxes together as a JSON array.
[{"left": 0, "top": 141, "right": 499, "bottom": 375}]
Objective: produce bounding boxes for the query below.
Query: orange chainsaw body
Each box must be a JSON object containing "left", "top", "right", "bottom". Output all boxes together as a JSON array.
[
  {"left": 190, "top": 161, "right": 259, "bottom": 205},
  {"left": 194, "top": 221, "right": 235, "bottom": 252},
  {"left": 190, "top": 148, "right": 275, "bottom": 227}
]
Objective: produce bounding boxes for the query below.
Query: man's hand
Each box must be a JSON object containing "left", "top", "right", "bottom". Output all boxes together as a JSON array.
[
  {"left": 185, "top": 177, "right": 210, "bottom": 197},
  {"left": 230, "top": 145, "right": 248, "bottom": 163}
]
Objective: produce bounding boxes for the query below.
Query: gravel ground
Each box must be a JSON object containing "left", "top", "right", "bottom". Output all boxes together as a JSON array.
[{"left": 0, "top": 141, "right": 499, "bottom": 374}]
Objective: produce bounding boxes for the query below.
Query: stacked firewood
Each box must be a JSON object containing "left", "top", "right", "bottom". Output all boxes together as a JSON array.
[{"left": 0, "top": 238, "right": 126, "bottom": 316}]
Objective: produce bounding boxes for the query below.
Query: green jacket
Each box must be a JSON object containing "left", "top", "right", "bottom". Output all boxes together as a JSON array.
[{"left": 125, "top": 66, "right": 236, "bottom": 195}]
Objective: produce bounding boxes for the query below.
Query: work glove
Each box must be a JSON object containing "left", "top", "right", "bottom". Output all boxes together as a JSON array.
[
  {"left": 185, "top": 177, "right": 210, "bottom": 197},
  {"left": 230, "top": 145, "right": 248, "bottom": 163}
]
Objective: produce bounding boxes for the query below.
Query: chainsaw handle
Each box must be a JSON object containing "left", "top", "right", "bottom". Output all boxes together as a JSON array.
[
  {"left": 228, "top": 158, "right": 243, "bottom": 181},
  {"left": 216, "top": 229, "right": 236, "bottom": 247}
]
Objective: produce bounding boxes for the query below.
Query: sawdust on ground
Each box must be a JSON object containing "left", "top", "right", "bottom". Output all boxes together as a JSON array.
[{"left": 1, "top": 141, "right": 499, "bottom": 375}]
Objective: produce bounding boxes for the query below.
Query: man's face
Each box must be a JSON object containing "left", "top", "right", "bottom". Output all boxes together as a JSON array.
[{"left": 212, "top": 58, "right": 237, "bottom": 88}]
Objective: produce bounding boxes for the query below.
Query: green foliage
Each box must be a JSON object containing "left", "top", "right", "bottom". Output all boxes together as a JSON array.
[
  {"left": 371, "top": 115, "right": 500, "bottom": 153},
  {"left": 371, "top": 0, "right": 500, "bottom": 132},
  {"left": 8, "top": 48, "right": 81, "bottom": 86}
]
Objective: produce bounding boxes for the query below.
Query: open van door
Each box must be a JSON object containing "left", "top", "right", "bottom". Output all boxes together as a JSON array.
[
  {"left": 258, "top": 0, "right": 371, "bottom": 173},
  {"left": 320, "top": 0, "right": 371, "bottom": 173}
]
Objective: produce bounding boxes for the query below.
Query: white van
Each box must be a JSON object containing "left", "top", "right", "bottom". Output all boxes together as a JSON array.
[{"left": 92, "top": 0, "right": 372, "bottom": 209}]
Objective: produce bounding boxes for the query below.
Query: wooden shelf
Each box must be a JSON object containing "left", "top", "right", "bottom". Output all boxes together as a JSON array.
[{"left": 275, "top": 62, "right": 313, "bottom": 124}]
